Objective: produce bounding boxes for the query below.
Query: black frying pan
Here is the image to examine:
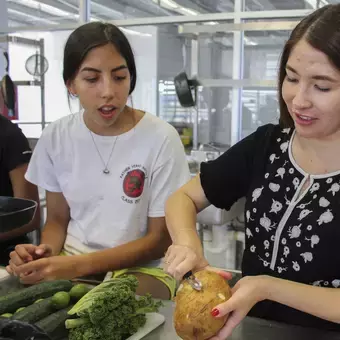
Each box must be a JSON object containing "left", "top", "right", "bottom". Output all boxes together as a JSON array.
[
  {"left": 0, "top": 197, "right": 37, "bottom": 234},
  {"left": 1, "top": 52, "right": 15, "bottom": 118},
  {"left": 174, "top": 72, "right": 198, "bottom": 108}
]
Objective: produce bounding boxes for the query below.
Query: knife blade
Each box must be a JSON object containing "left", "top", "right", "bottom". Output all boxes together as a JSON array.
[{"left": 183, "top": 271, "right": 203, "bottom": 291}]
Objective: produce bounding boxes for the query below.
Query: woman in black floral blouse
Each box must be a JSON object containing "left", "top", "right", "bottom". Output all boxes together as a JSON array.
[{"left": 164, "top": 4, "right": 340, "bottom": 339}]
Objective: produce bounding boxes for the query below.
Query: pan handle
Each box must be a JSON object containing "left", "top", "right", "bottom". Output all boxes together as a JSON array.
[{"left": 3, "top": 52, "right": 9, "bottom": 73}]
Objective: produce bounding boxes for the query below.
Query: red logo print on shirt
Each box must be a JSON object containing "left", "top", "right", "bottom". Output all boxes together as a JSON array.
[{"left": 123, "top": 169, "right": 146, "bottom": 198}]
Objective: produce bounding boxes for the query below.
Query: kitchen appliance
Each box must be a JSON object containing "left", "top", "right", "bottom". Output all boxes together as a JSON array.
[{"left": 0, "top": 197, "right": 37, "bottom": 234}]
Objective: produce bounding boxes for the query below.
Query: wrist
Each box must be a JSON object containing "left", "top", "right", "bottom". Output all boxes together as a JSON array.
[
  {"left": 174, "top": 229, "right": 203, "bottom": 250},
  {"left": 174, "top": 229, "right": 200, "bottom": 244},
  {"left": 174, "top": 242, "right": 204, "bottom": 258},
  {"left": 72, "top": 255, "right": 92, "bottom": 277},
  {"left": 43, "top": 243, "right": 59, "bottom": 257},
  {"left": 257, "top": 275, "right": 276, "bottom": 301}
]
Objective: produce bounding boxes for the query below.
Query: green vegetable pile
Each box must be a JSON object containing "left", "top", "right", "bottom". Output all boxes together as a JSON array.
[
  {"left": 0, "top": 280, "right": 90, "bottom": 340},
  {"left": 66, "top": 275, "right": 162, "bottom": 340}
]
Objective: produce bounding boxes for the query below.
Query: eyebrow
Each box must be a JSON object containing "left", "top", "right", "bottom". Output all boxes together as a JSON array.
[
  {"left": 80, "top": 65, "right": 128, "bottom": 73},
  {"left": 286, "top": 64, "right": 337, "bottom": 82}
]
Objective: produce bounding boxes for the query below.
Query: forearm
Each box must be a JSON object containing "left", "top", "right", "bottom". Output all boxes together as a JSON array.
[
  {"left": 75, "top": 232, "right": 171, "bottom": 277},
  {"left": 264, "top": 276, "right": 340, "bottom": 324},
  {"left": 165, "top": 192, "right": 202, "bottom": 251},
  {"left": 40, "top": 222, "right": 67, "bottom": 256}
]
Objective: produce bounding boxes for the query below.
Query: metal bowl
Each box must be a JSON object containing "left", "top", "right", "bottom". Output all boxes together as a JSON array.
[{"left": 0, "top": 196, "right": 37, "bottom": 233}]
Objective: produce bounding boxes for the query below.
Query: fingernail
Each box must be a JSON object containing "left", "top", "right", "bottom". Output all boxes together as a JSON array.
[{"left": 211, "top": 308, "right": 220, "bottom": 317}]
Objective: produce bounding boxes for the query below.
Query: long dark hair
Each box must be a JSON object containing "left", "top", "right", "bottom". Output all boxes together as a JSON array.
[
  {"left": 63, "top": 22, "right": 137, "bottom": 95},
  {"left": 279, "top": 4, "right": 340, "bottom": 127}
]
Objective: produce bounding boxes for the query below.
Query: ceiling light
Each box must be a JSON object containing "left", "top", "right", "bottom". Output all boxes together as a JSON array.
[
  {"left": 8, "top": 8, "right": 57, "bottom": 24},
  {"left": 8, "top": 0, "right": 76, "bottom": 18},
  {"left": 120, "top": 27, "right": 152, "bottom": 37},
  {"left": 151, "top": 0, "right": 178, "bottom": 10},
  {"left": 178, "top": 7, "right": 199, "bottom": 16},
  {"left": 161, "top": 0, "right": 179, "bottom": 9},
  {"left": 244, "top": 36, "right": 257, "bottom": 46}
]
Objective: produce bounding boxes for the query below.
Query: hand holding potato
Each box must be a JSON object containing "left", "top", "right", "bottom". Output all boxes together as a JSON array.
[
  {"left": 209, "top": 275, "right": 269, "bottom": 339},
  {"left": 163, "top": 244, "right": 209, "bottom": 280}
]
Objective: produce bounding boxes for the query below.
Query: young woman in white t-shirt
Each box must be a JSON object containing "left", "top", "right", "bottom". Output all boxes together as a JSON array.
[{"left": 6, "top": 22, "right": 190, "bottom": 299}]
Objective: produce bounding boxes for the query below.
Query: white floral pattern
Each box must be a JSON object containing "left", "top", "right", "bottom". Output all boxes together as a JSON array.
[
  {"left": 319, "top": 197, "right": 330, "bottom": 208},
  {"left": 242, "top": 126, "right": 339, "bottom": 284},
  {"left": 269, "top": 183, "right": 280, "bottom": 192},
  {"left": 252, "top": 186, "right": 264, "bottom": 202},
  {"left": 317, "top": 210, "right": 334, "bottom": 225},
  {"left": 280, "top": 141, "right": 289, "bottom": 153},
  {"left": 328, "top": 183, "right": 340, "bottom": 196}
]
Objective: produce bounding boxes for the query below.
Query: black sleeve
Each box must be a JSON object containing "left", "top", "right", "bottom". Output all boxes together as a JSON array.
[
  {"left": 200, "top": 124, "right": 276, "bottom": 210},
  {"left": 3, "top": 124, "right": 32, "bottom": 172}
]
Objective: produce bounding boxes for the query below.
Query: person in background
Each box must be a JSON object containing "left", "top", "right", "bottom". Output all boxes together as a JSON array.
[
  {"left": 164, "top": 4, "right": 340, "bottom": 338},
  {"left": 6, "top": 22, "right": 190, "bottom": 299},
  {"left": 0, "top": 114, "right": 40, "bottom": 266}
]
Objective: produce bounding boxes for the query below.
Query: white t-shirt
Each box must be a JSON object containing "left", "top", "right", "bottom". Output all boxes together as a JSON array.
[{"left": 25, "top": 111, "right": 190, "bottom": 253}]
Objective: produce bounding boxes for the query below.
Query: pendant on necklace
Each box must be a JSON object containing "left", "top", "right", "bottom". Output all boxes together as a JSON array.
[{"left": 103, "top": 169, "right": 110, "bottom": 175}]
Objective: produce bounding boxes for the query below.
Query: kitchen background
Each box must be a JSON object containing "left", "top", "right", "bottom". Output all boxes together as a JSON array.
[{"left": 0, "top": 0, "right": 329, "bottom": 272}]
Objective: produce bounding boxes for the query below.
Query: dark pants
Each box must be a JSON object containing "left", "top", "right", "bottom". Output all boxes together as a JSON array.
[{"left": 0, "top": 235, "right": 30, "bottom": 266}]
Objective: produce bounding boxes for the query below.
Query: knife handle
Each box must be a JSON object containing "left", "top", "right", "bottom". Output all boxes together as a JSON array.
[{"left": 183, "top": 271, "right": 193, "bottom": 279}]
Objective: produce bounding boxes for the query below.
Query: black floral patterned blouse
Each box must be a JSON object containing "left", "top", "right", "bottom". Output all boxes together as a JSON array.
[{"left": 200, "top": 124, "right": 340, "bottom": 331}]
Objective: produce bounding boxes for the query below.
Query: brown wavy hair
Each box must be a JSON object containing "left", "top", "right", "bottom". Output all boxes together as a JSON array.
[{"left": 279, "top": 4, "right": 340, "bottom": 127}]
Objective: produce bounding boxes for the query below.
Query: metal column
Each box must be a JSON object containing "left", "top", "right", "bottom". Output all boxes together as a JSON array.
[
  {"left": 231, "top": 0, "right": 244, "bottom": 145},
  {"left": 191, "top": 40, "right": 199, "bottom": 150},
  {"left": 39, "top": 38, "right": 46, "bottom": 130},
  {"left": 79, "top": 0, "right": 91, "bottom": 23}
]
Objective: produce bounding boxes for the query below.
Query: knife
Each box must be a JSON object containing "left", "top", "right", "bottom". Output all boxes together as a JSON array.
[{"left": 183, "top": 271, "right": 203, "bottom": 291}]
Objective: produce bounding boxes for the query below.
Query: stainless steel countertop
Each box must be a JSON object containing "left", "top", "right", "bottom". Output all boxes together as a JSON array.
[
  {"left": 1, "top": 275, "right": 340, "bottom": 340},
  {"left": 144, "top": 301, "right": 340, "bottom": 340}
]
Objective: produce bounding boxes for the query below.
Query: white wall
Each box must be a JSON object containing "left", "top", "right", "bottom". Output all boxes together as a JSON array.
[
  {"left": 0, "top": 0, "right": 8, "bottom": 80},
  {"left": 124, "top": 26, "right": 158, "bottom": 115},
  {"left": 8, "top": 26, "right": 158, "bottom": 138}
]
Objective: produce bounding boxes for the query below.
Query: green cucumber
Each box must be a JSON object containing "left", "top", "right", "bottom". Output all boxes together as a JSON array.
[
  {"left": 35, "top": 306, "right": 73, "bottom": 340},
  {"left": 15, "top": 307, "right": 25, "bottom": 313},
  {"left": 35, "top": 298, "right": 45, "bottom": 303},
  {"left": 0, "top": 280, "right": 73, "bottom": 314},
  {"left": 12, "top": 297, "right": 54, "bottom": 323}
]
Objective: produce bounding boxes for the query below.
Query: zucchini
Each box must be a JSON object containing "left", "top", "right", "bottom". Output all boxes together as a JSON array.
[
  {"left": 35, "top": 306, "right": 74, "bottom": 340},
  {"left": 12, "top": 297, "right": 54, "bottom": 323},
  {"left": 0, "top": 280, "right": 73, "bottom": 314}
]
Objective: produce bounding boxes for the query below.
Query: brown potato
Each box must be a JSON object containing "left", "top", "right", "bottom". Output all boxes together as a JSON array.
[{"left": 174, "top": 270, "right": 232, "bottom": 340}]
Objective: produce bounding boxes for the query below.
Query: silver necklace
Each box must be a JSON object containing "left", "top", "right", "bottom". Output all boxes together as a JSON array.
[{"left": 89, "top": 131, "right": 118, "bottom": 174}]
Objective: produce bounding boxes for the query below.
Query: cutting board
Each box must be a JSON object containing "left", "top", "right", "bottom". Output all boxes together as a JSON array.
[
  {"left": 0, "top": 267, "right": 10, "bottom": 280},
  {"left": 127, "top": 312, "right": 165, "bottom": 340}
]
